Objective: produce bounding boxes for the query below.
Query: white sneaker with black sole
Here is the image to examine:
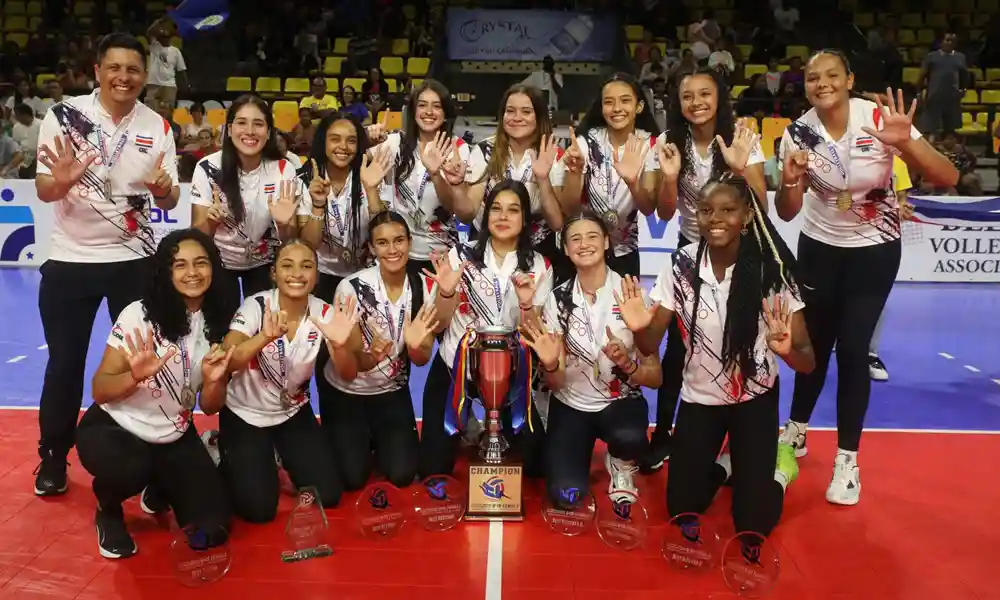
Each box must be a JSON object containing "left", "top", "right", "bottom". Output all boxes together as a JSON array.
[
  {"left": 95, "top": 509, "right": 137, "bottom": 559},
  {"left": 869, "top": 354, "right": 888, "bottom": 381},
  {"left": 826, "top": 453, "right": 861, "bottom": 506},
  {"left": 778, "top": 421, "right": 808, "bottom": 458},
  {"left": 605, "top": 453, "right": 639, "bottom": 502}
]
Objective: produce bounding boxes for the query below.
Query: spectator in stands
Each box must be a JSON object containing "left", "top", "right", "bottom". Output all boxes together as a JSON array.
[
  {"left": 778, "top": 82, "right": 806, "bottom": 119},
  {"left": 639, "top": 47, "right": 674, "bottom": 85},
  {"left": 765, "top": 137, "right": 781, "bottom": 190},
  {"left": 708, "top": 39, "right": 736, "bottom": 80},
  {"left": 935, "top": 131, "right": 982, "bottom": 195},
  {"left": 39, "top": 80, "right": 65, "bottom": 114},
  {"left": 145, "top": 17, "right": 188, "bottom": 111},
  {"left": 10, "top": 103, "right": 38, "bottom": 178},
  {"left": 0, "top": 127, "right": 24, "bottom": 179},
  {"left": 181, "top": 103, "right": 215, "bottom": 146},
  {"left": 300, "top": 77, "right": 341, "bottom": 120},
  {"left": 634, "top": 30, "right": 657, "bottom": 65},
  {"left": 736, "top": 75, "right": 775, "bottom": 119},
  {"left": 290, "top": 108, "right": 316, "bottom": 155},
  {"left": 56, "top": 61, "right": 92, "bottom": 92},
  {"left": 765, "top": 58, "right": 783, "bottom": 94},
  {"left": 773, "top": 0, "right": 799, "bottom": 43},
  {"left": 181, "top": 129, "right": 218, "bottom": 160},
  {"left": 340, "top": 86, "right": 370, "bottom": 124},
  {"left": 521, "top": 56, "right": 564, "bottom": 115},
  {"left": 275, "top": 131, "right": 301, "bottom": 168},
  {"left": 919, "top": 32, "right": 968, "bottom": 135},
  {"left": 361, "top": 68, "right": 388, "bottom": 123},
  {"left": 4, "top": 80, "right": 45, "bottom": 118},
  {"left": 779, "top": 57, "right": 804, "bottom": 90}
]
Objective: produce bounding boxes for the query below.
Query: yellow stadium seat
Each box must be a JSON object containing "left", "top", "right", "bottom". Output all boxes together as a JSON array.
[
  {"left": 384, "top": 79, "right": 398, "bottom": 93},
  {"left": 900, "top": 13, "right": 922, "bottom": 28},
  {"left": 226, "top": 77, "right": 252, "bottom": 92},
  {"left": 761, "top": 117, "right": 790, "bottom": 158},
  {"left": 624, "top": 25, "right": 644, "bottom": 42},
  {"left": 333, "top": 38, "right": 349, "bottom": 54},
  {"left": 324, "top": 57, "right": 344, "bottom": 75},
  {"left": 73, "top": 1, "right": 92, "bottom": 15},
  {"left": 742, "top": 117, "right": 759, "bottom": 133},
  {"left": 26, "top": 1, "right": 42, "bottom": 15},
  {"left": 855, "top": 13, "right": 874, "bottom": 27},
  {"left": 902, "top": 67, "right": 921, "bottom": 85},
  {"left": 206, "top": 108, "right": 226, "bottom": 129},
  {"left": 343, "top": 78, "right": 366, "bottom": 92},
  {"left": 411, "top": 78, "right": 424, "bottom": 88},
  {"left": 380, "top": 56, "right": 405, "bottom": 77},
  {"left": 744, "top": 64, "right": 767, "bottom": 79},
  {"left": 285, "top": 78, "right": 310, "bottom": 94},
  {"left": 916, "top": 29, "right": 935, "bottom": 45},
  {"left": 379, "top": 110, "right": 404, "bottom": 131},
  {"left": 173, "top": 107, "right": 192, "bottom": 126},
  {"left": 325, "top": 78, "right": 340, "bottom": 93},
  {"left": 962, "top": 89, "right": 979, "bottom": 104},
  {"left": 6, "top": 33, "right": 28, "bottom": 47},
  {"left": 391, "top": 38, "right": 410, "bottom": 55},
  {"left": 35, "top": 73, "right": 56, "bottom": 88},
  {"left": 981, "top": 90, "right": 1000, "bottom": 104},
  {"left": 28, "top": 16, "right": 42, "bottom": 30},
  {"left": 731, "top": 85, "right": 747, "bottom": 98},
  {"left": 4, "top": 16, "right": 28, "bottom": 31},
  {"left": 255, "top": 77, "right": 282, "bottom": 94},
  {"left": 137, "top": 35, "right": 148, "bottom": 48},
  {"left": 402, "top": 4, "right": 417, "bottom": 19},
  {"left": 925, "top": 12, "right": 948, "bottom": 28},
  {"left": 407, "top": 57, "right": 430, "bottom": 77},
  {"left": 272, "top": 101, "right": 299, "bottom": 132},
  {"left": 956, "top": 112, "right": 986, "bottom": 135}
]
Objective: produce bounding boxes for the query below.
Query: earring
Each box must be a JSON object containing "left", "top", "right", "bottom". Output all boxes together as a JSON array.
[{"left": 741, "top": 227, "right": 748, "bottom": 236}]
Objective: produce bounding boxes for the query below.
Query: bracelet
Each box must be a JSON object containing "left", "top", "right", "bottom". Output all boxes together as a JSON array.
[
  {"left": 519, "top": 303, "right": 533, "bottom": 311},
  {"left": 782, "top": 181, "right": 800, "bottom": 189},
  {"left": 305, "top": 213, "right": 324, "bottom": 221},
  {"left": 439, "top": 290, "right": 456, "bottom": 298}
]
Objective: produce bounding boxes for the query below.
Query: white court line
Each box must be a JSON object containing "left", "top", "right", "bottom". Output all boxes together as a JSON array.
[
  {"left": 993, "top": 379, "right": 1000, "bottom": 387},
  {"left": 939, "top": 352, "right": 955, "bottom": 360},
  {"left": 36, "top": 344, "right": 47, "bottom": 351},
  {"left": 965, "top": 365, "right": 981, "bottom": 373},
  {"left": 5, "top": 356, "right": 26, "bottom": 364},
  {"left": 484, "top": 521, "right": 503, "bottom": 600}
]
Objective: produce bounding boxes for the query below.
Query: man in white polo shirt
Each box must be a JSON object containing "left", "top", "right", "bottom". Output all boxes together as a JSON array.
[{"left": 33, "top": 32, "right": 180, "bottom": 497}]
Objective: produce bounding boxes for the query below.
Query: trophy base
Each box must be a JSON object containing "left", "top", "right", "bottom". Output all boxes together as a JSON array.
[
  {"left": 465, "top": 461, "right": 524, "bottom": 522},
  {"left": 280, "top": 544, "right": 334, "bottom": 563}
]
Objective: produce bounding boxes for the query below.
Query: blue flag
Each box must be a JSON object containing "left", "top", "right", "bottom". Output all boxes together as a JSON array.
[{"left": 168, "top": 0, "right": 229, "bottom": 38}]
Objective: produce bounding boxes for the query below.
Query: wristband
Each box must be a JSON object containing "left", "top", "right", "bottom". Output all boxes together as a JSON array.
[
  {"left": 439, "top": 289, "right": 456, "bottom": 298},
  {"left": 782, "top": 180, "right": 801, "bottom": 189}
]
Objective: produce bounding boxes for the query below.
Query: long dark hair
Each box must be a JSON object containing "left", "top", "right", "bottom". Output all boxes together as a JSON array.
[
  {"left": 475, "top": 84, "right": 552, "bottom": 186},
  {"left": 805, "top": 48, "right": 868, "bottom": 102},
  {"left": 666, "top": 66, "right": 736, "bottom": 183},
  {"left": 302, "top": 111, "right": 372, "bottom": 264},
  {"left": 220, "top": 94, "right": 284, "bottom": 224},
  {"left": 367, "top": 210, "right": 425, "bottom": 319},
  {"left": 554, "top": 211, "right": 612, "bottom": 335},
  {"left": 395, "top": 79, "right": 457, "bottom": 187},
  {"left": 576, "top": 72, "right": 662, "bottom": 141},
  {"left": 687, "top": 175, "right": 799, "bottom": 380},
  {"left": 470, "top": 180, "right": 536, "bottom": 273},
  {"left": 142, "top": 229, "right": 230, "bottom": 345}
]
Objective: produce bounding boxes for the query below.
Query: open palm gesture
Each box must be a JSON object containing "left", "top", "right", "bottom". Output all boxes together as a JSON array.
[
  {"left": 422, "top": 250, "right": 467, "bottom": 297},
  {"left": 267, "top": 179, "right": 300, "bottom": 225},
  {"left": 718, "top": 119, "right": 760, "bottom": 174},
  {"left": 657, "top": 141, "right": 681, "bottom": 181},
  {"left": 762, "top": 295, "right": 793, "bottom": 355},
  {"left": 612, "top": 133, "right": 650, "bottom": 185},
  {"left": 201, "top": 344, "right": 236, "bottom": 385},
  {"left": 862, "top": 88, "right": 916, "bottom": 147},
  {"left": 261, "top": 299, "right": 289, "bottom": 340},
  {"left": 613, "top": 275, "right": 656, "bottom": 332},
  {"left": 37, "top": 134, "right": 96, "bottom": 192},
  {"left": 124, "top": 327, "right": 176, "bottom": 383},
  {"left": 421, "top": 131, "right": 454, "bottom": 176},
  {"left": 403, "top": 304, "right": 440, "bottom": 351},
  {"left": 311, "top": 294, "right": 360, "bottom": 348},
  {"left": 361, "top": 147, "right": 392, "bottom": 189},
  {"left": 519, "top": 320, "right": 562, "bottom": 370},
  {"left": 530, "top": 134, "right": 559, "bottom": 181}
]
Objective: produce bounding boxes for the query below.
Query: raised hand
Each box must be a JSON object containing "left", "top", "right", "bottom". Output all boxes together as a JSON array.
[
  {"left": 201, "top": 344, "right": 236, "bottom": 385},
  {"left": 267, "top": 179, "right": 299, "bottom": 225},
  {"left": 261, "top": 299, "right": 289, "bottom": 340},
  {"left": 782, "top": 149, "right": 809, "bottom": 186},
  {"left": 440, "top": 140, "right": 468, "bottom": 186},
  {"left": 311, "top": 294, "right": 360, "bottom": 348},
  {"left": 898, "top": 195, "right": 915, "bottom": 221},
  {"left": 144, "top": 151, "right": 173, "bottom": 198},
  {"left": 613, "top": 275, "right": 657, "bottom": 332},
  {"left": 365, "top": 123, "right": 388, "bottom": 145},
  {"left": 360, "top": 146, "right": 392, "bottom": 189},
  {"left": 368, "top": 333, "right": 393, "bottom": 365},
  {"left": 36, "top": 134, "right": 96, "bottom": 192},
  {"left": 403, "top": 303, "right": 440, "bottom": 350},
  {"left": 657, "top": 141, "right": 682, "bottom": 181},
  {"left": 530, "top": 134, "right": 559, "bottom": 181},
  {"left": 206, "top": 183, "right": 227, "bottom": 225},
  {"left": 601, "top": 325, "right": 632, "bottom": 370},
  {"left": 422, "top": 250, "right": 467, "bottom": 297},
  {"left": 511, "top": 272, "right": 536, "bottom": 307},
  {"left": 421, "top": 131, "right": 454, "bottom": 176},
  {"left": 717, "top": 119, "right": 760, "bottom": 174},
  {"left": 308, "top": 158, "right": 332, "bottom": 207},
  {"left": 762, "top": 295, "right": 793, "bottom": 355},
  {"left": 562, "top": 127, "right": 585, "bottom": 174},
  {"left": 519, "top": 320, "right": 562, "bottom": 370},
  {"left": 123, "top": 327, "right": 176, "bottom": 383},
  {"left": 862, "top": 88, "right": 917, "bottom": 147},
  {"left": 612, "top": 133, "right": 650, "bottom": 185}
]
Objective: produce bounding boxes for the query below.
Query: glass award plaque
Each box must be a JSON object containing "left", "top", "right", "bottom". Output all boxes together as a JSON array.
[
  {"left": 662, "top": 513, "right": 720, "bottom": 573},
  {"left": 594, "top": 491, "right": 647, "bottom": 551},
  {"left": 722, "top": 532, "right": 780, "bottom": 598},
  {"left": 355, "top": 483, "right": 407, "bottom": 539},
  {"left": 540, "top": 486, "right": 596, "bottom": 536},
  {"left": 412, "top": 475, "right": 465, "bottom": 532},
  {"left": 281, "top": 486, "right": 333, "bottom": 563},
  {"left": 170, "top": 523, "right": 232, "bottom": 587}
]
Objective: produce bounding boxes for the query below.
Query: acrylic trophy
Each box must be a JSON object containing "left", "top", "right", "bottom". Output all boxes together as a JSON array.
[
  {"left": 594, "top": 490, "right": 648, "bottom": 551},
  {"left": 721, "top": 532, "right": 780, "bottom": 598},
  {"left": 169, "top": 523, "right": 232, "bottom": 587},
  {"left": 662, "top": 513, "right": 720, "bottom": 573},
  {"left": 412, "top": 475, "right": 466, "bottom": 532},
  {"left": 355, "top": 482, "right": 407, "bottom": 539},
  {"left": 540, "top": 486, "right": 596, "bottom": 536},
  {"left": 282, "top": 486, "right": 333, "bottom": 562}
]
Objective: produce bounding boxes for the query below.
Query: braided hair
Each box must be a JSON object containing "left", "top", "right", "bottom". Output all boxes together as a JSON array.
[{"left": 685, "top": 175, "right": 800, "bottom": 380}]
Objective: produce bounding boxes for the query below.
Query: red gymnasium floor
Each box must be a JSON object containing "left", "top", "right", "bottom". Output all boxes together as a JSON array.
[{"left": 0, "top": 412, "right": 996, "bottom": 600}]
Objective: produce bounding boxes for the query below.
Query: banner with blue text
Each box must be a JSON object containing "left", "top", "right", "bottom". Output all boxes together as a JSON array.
[{"left": 446, "top": 8, "right": 616, "bottom": 62}]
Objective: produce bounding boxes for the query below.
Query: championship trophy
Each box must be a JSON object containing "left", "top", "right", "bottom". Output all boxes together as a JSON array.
[
  {"left": 282, "top": 486, "right": 333, "bottom": 562},
  {"left": 662, "top": 513, "right": 720, "bottom": 573},
  {"left": 449, "top": 325, "right": 534, "bottom": 521},
  {"left": 169, "top": 523, "right": 232, "bottom": 587}
]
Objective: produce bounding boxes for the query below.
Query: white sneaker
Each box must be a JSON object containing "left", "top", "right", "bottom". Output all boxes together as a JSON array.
[
  {"left": 605, "top": 453, "right": 639, "bottom": 502},
  {"left": 869, "top": 355, "right": 889, "bottom": 381},
  {"left": 826, "top": 454, "right": 861, "bottom": 506},
  {"left": 778, "top": 421, "right": 808, "bottom": 458}
]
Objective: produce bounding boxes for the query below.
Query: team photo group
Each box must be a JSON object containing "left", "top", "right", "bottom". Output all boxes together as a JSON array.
[{"left": 28, "top": 30, "right": 959, "bottom": 584}]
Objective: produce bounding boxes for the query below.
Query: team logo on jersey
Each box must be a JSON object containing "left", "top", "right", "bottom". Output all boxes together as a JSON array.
[
  {"left": 307, "top": 331, "right": 319, "bottom": 345},
  {"left": 111, "top": 324, "right": 125, "bottom": 341},
  {"left": 264, "top": 183, "right": 276, "bottom": 195},
  {"left": 135, "top": 134, "right": 154, "bottom": 154},
  {"left": 611, "top": 304, "right": 622, "bottom": 320},
  {"left": 855, "top": 136, "right": 874, "bottom": 152}
]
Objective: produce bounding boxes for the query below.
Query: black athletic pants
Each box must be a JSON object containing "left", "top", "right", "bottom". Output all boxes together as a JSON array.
[
  {"left": 667, "top": 383, "right": 784, "bottom": 537},
  {"left": 37, "top": 258, "right": 150, "bottom": 461},
  {"left": 320, "top": 385, "right": 420, "bottom": 490},
  {"left": 218, "top": 404, "right": 342, "bottom": 523},
  {"left": 76, "top": 404, "right": 231, "bottom": 533},
  {"left": 419, "top": 353, "right": 546, "bottom": 479},
  {"left": 544, "top": 394, "right": 649, "bottom": 503},
  {"left": 653, "top": 234, "right": 696, "bottom": 446},
  {"left": 789, "top": 235, "right": 901, "bottom": 452},
  {"left": 218, "top": 264, "right": 272, "bottom": 321}
]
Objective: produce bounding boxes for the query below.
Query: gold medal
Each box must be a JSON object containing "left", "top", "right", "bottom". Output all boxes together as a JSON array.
[
  {"left": 104, "top": 180, "right": 113, "bottom": 200},
  {"left": 603, "top": 210, "right": 619, "bottom": 227},
  {"left": 279, "top": 389, "right": 292, "bottom": 409},
  {"left": 181, "top": 386, "right": 197, "bottom": 410},
  {"left": 341, "top": 249, "right": 353, "bottom": 266},
  {"left": 836, "top": 190, "right": 853, "bottom": 211}
]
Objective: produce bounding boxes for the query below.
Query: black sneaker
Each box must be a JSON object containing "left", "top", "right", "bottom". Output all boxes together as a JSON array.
[
  {"left": 33, "top": 452, "right": 68, "bottom": 496},
  {"left": 139, "top": 485, "right": 169, "bottom": 515},
  {"left": 95, "top": 509, "right": 137, "bottom": 559},
  {"left": 640, "top": 433, "right": 672, "bottom": 473}
]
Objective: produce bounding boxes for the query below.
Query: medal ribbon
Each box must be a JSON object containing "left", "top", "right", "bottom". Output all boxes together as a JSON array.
[
  {"left": 178, "top": 337, "right": 191, "bottom": 390},
  {"left": 825, "top": 139, "right": 850, "bottom": 188},
  {"left": 274, "top": 338, "right": 288, "bottom": 393}
]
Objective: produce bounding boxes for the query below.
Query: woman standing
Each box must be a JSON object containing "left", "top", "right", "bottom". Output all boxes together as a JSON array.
[
  {"left": 552, "top": 73, "right": 665, "bottom": 278},
  {"left": 775, "top": 50, "right": 957, "bottom": 506},
  {"left": 190, "top": 94, "right": 306, "bottom": 317},
  {"left": 420, "top": 181, "right": 553, "bottom": 479},
  {"left": 624, "top": 176, "right": 814, "bottom": 549},
  {"left": 219, "top": 240, "right": 359, "bottom": 523},
  {"left": 323, "top": 211, "right": 439, "bottom": 490},
  {"left": 77, "top": 229, "right": 233, "bottom": 559},
  {"left": 523, "top": 214, "right": 661, "bottom": 505},
  {"left": 648, "top": 66, "right": 767, "bottom": 471}
]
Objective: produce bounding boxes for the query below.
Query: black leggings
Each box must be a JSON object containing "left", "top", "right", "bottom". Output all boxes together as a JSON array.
[
  {"left": 789, "top": 235, "right": 901, "bottom": 452},
  {"left": 37, "top": 258, "right": 150, "bottom": 460},
  {"left": 419, "top": 353, "right": 546, "bottom": 479},
  {"left": 76, "top": 405, "right": 230, "bottom": 531},
  {"left": 544, "top": 394, "right": 648, "bottom": 503},
  {"left": 320, "top": 385, "right": 420, "bottom": 490},
  {"left": 667, "top": 383, "right": 784, "bottom": 538},
  {"left": 219, "top": 264, "right": 272, "bottom": 321},
  {"left": 218, "top": 404, "right": 342, "bottom": 523},
  {"left": 653, "top": 233, "right": 696, "bottom": 444}
]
